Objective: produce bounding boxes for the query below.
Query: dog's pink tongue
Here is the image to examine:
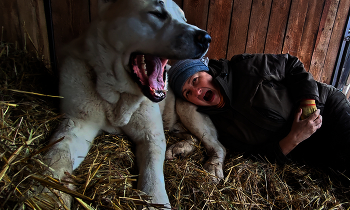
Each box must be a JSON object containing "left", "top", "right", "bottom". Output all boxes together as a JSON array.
[{"left": 145, "top": 55, "right": 167, "bottom": 90}]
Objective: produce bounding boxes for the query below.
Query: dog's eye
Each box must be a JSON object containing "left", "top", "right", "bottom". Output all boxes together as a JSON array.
[{"left": 149, "top": 11, "right": 167, "bottom": 20}]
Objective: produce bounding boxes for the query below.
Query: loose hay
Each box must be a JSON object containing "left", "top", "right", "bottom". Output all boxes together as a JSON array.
[{"left": 0, "top": 40, "right": 349, "bottom": 210}]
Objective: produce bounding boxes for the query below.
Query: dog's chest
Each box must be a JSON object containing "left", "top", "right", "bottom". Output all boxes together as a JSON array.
[{"left": 103, "top": 92, "right": 146, "bottom": 128}]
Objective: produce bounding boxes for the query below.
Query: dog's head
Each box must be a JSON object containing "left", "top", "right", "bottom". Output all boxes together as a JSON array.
[{"left": 98, "top": 0, "right": 211, "bottom": 102}]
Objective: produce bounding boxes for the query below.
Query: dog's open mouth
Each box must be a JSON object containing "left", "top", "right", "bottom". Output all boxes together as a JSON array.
[{"left": 131, "top": 54, "right": 168, "bottom": 102}]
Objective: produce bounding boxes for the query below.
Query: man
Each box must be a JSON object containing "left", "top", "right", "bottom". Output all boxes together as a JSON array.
[{"left": 168, "top": 54, "right": 350, "bottom": 180}]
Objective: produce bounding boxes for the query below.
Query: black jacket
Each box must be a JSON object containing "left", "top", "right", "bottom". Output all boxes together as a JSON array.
[{"left": 197, "top": 53, "right": 333, "bottom": 164}]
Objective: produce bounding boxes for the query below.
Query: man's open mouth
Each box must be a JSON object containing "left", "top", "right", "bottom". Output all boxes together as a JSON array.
[
  {"left": 130, "top": 54, "right": 168, "bottom": 102},
  {"left": 203, "top": 90, "right": 214, "bottom": 102}
]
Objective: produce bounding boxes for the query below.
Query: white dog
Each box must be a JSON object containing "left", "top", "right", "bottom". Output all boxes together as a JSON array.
[{"left": 42, "top": 0, "right": 226, "bottom": 209}]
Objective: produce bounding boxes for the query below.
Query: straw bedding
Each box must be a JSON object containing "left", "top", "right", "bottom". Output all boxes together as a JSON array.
[{"left": 1, "top": 40, "right": 349, "bottom": 209}]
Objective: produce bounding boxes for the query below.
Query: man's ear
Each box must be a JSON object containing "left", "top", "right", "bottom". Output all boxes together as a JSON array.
[{"left": 200, "top": 57, "right": 209, "bottom": 67}]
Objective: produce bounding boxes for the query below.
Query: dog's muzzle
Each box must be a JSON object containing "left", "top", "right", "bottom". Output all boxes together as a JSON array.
[{"left": 195, "top": 31, "right": 211, "bottom": 57}]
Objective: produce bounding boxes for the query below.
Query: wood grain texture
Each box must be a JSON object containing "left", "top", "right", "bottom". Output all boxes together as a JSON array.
[
  {"left": 309, "top": 0, "right": 340, "bottom": 81},
  {"left": 173, "top": 0, "right": 183, "bottom": 8},
  {"left": 321, "top": 0, "right": 350, "bottom": 84},
  {"left": 0, "top": 0, "right": 50, "bottom": 64},
  {"left": 183, "top": 0, "right": 210, "bottom": 30},
  {"left": 226, "top": 0, "right": 253, "bottom": 57},
  {"left": 51, "top": 0, "right": 90, "bottom": 52},
  {"left": 245, "top": 0, "right": 272, "bottom": 54},
  {"left": 90, "top": 0, "right": 99, "bottom": 21},
  {"left": 282, "top": 0, "right": 309, "bottom": 56},
  {"left": 296, "top": 0, "right": 325, "bottom": 71},
  {"left": 0, "top": 1, "right": 23, "bottom": 47},
  {"left": 264, "top": 0, "right": 292, "bottom": 54},
  {"left": 206, "top": 0, "right": 234, "bottom": 59}
]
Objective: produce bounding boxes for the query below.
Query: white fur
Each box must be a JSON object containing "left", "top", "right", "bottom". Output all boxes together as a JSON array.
[{"left": 42, "top": 0, "right": 225, "bottom": 209}]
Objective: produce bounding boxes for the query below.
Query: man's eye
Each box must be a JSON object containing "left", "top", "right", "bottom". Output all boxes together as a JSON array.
[{"left": 192, "top": 77, "right": 197, "bottom": 84}]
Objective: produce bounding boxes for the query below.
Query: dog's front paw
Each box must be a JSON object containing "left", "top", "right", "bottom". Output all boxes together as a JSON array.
[
  {"left": 203, "top": 159, "right": 224, "bottom": 183},
  {"left": 29, "top": 174, "right": 75, "bottom": 209},
  {"left": 165, "top": 140, "right": 196, "bottom": 160}
]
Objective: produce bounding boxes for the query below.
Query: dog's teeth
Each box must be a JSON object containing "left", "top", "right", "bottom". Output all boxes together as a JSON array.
[{"left": 141, "top": 55, "right": 145, "bottom": 64}]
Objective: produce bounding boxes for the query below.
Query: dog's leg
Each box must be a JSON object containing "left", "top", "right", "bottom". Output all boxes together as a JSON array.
[
  {"left": 122, "top": 100, "right": 170, "bottom": 209},
  {"left": 169, "top": 99, "right": 226, "bottom": 183},
  {"left": 165, "top": 122, "right": 198, "bottom": 158},
  {"left": 41, "top": 118, "right": 100, "bottom": 208}
]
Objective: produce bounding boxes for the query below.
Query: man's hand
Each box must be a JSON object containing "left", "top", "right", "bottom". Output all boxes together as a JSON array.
[{"left": 279, "top": 108, "right": 322, "bottom": 155}]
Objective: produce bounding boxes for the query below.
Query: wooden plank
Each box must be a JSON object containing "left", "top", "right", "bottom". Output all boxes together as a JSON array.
[
  {"left": 90, "top": 0, "right": 99, "bottom": 21},
  {"left": 245, "top": 0, "right": 273, "bottom": 54},
  {"left": 16, "top": 0, "right": 50, "bottom": 63},
  {"left": 296, "top": 0, "right": 325, "bottom": 71},
  {"left": 0, "top": 1, "right": 22, "bottom": 47},
  {"left": 205, "top": 0, "right": 234, "bottom": 59},
  {"left": 321, "top": 0, "right": 350, "bottom": 84},
  {"left": 282, "top": 0, "right": 309, "bottom": 56},
  {"left": 309, "top": 0, "right": 340, "bottom": 81},
  {"left": 226, "top": 0, "right": 252, "bottom": 58},
  {"left": 183, "top": 0, "right": 209, "bottom": 30},
  {"left": 51, "top": 0, "right": 90, "bottom": 58},
  {"left": 173, "top": 0, "right": 183, "bottom": 8},
  {"left": 264, "top": 0, "right": 292, "bottom": 54},
  {"left": 0, "top": 0, "right": 50, "bottom": 64}
]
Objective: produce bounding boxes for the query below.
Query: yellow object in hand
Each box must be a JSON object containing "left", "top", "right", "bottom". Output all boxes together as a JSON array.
[{"left": 300, "top": 99, "right": 317, "bottom": 120}]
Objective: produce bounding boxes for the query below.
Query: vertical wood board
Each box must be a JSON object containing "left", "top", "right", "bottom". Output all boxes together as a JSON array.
[
  {"left": 183, "top": 0, "right": 210, "bottom": 30},
  {"left": 173, "top": 0, "right": 183, "bottom": 8},
  {"left": 309, "top": 0, "right": 340, "bottom": 81},
  {"left": 264, "top": 0, "right": 292, "bottom": 54},
  {"left": 227, "top": 0, "right": 253, "bottom": 58},
  {"left": 206, "top": 0, "right": 234, "bottom": 59},
  {"left": 51, "top": 0, "right": 90, "bottom": 55},
  {"left": 90, "top": 0, "right": 99, "bottom": 21},
  {"left": 322, "top": 0, "right": 350, "bottom": 84},
  {"left": 0, "top": 1, "right": 23, "bottom": 47},
  {"left": 282, "top": 0, "right": 309, "bottom": 56},
  {"left": 296, "top": 0, "right": 325, "bottom": 71},
  {"left": 0, "top": 0, "right": 50, "bottom": 63},
  {"left": 245, "top": 0, "right": 273, "bottom": 54}
]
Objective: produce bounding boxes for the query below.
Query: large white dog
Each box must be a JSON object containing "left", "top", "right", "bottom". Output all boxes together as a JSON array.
[{"left": 42, "top": 0, "right": 226, "bottom": 209}]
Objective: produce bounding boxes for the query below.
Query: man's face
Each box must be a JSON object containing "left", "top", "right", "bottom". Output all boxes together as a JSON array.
[{"left": 182, "top": 71, "right": 221, "bottom": 106}]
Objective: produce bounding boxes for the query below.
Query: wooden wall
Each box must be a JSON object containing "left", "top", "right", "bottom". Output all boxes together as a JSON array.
[
  {"left": 0, "top": 0, "right": 349, "bottom": 86},
  {"left": 0, "top": 0, "right": 50, "bottom": 65},
  {"left": 176, "top": 0, "right": 350, "bottom": 84}
]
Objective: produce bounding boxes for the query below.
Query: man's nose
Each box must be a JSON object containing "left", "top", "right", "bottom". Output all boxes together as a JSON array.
[{"left": 193, "top": 87, "right": 201, "bottom": 96}]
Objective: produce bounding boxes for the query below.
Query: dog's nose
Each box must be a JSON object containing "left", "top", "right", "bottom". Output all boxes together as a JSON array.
[{"left": 196, "top": 31, "right": 211, "bottom": 46}]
